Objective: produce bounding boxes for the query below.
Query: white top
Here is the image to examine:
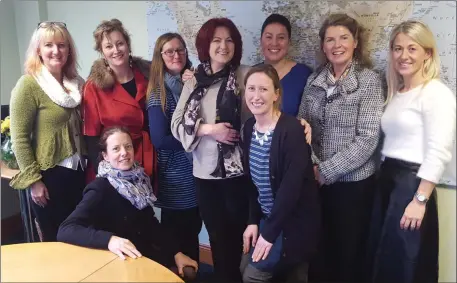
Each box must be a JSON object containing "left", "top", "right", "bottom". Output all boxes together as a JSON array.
[
  {"left": 57, "top": 154, "right": 86, "bottom": 170},
  {"left": 381, "top": 79, "right": 456, "bottom": 183}
]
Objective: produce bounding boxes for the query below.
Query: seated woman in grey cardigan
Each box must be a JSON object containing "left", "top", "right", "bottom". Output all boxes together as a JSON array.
[
  {"left": 57, "top": 126, "right": 198, "bottom": 280},
  {"left": 240, "top": 64, "right": 320, "bottom": 283}
]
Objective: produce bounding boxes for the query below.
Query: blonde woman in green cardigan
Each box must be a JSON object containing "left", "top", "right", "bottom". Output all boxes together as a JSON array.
[{"left": 9, "top": 22, "right": 86, "bottom": 242}]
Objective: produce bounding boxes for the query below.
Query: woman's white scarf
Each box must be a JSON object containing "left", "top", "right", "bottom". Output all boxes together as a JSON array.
[{"left": 33, "top": 66, "right": 82, "bottom": 108}]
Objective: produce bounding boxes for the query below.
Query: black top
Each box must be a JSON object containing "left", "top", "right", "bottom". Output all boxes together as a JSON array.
[
  {"left": 57, "top": 177, "right": 179, "bottom": 266},
  {"left": 242, "top": 113, "right": 321, "bottom": 264},
  {"left": 121, "top": 78, "right": 137, "bottom": 98}
]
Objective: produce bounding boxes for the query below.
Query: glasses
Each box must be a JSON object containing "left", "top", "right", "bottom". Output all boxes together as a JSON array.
[
  {"left": 37, "top": 21, "right": 67, "bottom": 29},
  {"left": 161, "top": 48, "right": 187, "bottom": 57}
]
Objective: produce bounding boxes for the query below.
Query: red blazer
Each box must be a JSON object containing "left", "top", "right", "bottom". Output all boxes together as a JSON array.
[{"left": 83, "top": 67, "right": 155, "bottom": 179}]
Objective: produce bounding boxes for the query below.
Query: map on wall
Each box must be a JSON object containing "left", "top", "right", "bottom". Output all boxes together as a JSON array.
[{"left": 146, "top": 1, "right": 457, "bottom": 186}]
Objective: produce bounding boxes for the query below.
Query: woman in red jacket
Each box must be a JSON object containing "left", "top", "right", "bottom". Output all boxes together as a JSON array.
[{"left": 83, "top": 19, "right": 154, "bottom": 180}]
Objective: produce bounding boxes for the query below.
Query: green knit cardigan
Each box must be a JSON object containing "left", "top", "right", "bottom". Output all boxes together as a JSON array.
[{"left": 9, "top": 75, "right": 85, "bottom": 189}]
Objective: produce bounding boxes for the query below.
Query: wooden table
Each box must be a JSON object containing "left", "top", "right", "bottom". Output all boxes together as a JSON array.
[
  {"left": 1, "top": 242, "right": 184, "bottom": 282},
  {"left": 1, "top": 162, "right": 37, "bottom": 242}
]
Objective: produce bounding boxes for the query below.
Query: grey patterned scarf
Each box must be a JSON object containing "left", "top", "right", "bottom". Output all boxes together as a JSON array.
[{"left": 97, "top": 160, "right": 157, "bottom": 210}]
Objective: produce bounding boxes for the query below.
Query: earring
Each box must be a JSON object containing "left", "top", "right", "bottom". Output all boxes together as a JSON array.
[
  {"left": 129, "top": 54, "right": 133, "bottom": 68},
  {"left": 104, "top": 58, "right": 112, "bottom": 74}
]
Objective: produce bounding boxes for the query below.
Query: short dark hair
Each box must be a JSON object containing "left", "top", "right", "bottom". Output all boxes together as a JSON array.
[
  {"left": 261, "top": 14, "right": 292, "bottom": 39},
  {"left": 195, "top": 17, "right": 243, "bottom": 67}
]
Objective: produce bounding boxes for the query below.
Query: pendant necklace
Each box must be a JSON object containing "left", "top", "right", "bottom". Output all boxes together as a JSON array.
[{"left": 254, "top": 121, "right": 273, "bottom": 146}]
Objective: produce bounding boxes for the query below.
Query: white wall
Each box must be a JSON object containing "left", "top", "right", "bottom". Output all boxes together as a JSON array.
[
  {"left": 46, "top": 1, "right": 150, "bottom": 79},
  {"left": 0, "top": 0, "right": 22, "bottom": 105}
]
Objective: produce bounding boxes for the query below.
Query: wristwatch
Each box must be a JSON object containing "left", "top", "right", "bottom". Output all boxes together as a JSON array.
[{"left": 414, "top": 192, "right": 428, "bottom": 204}]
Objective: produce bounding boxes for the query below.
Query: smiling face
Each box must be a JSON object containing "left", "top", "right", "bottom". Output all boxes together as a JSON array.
[
  {"left": 209, "top": 26, "right": 235, "bottom": 72},
  {"left": 102, "top": 132, "right": 134, "bottom": 171},
  {"left": 322, "top": 25, "right": 358, "bottom": 70},
  {"left": 101, "top": 30, "right": 130, "bottom": 68},
  {"left": 38, "top": 34, "right": 69, "bottom": 74},
  {"left": 245, "top": 72, "right": 279, "bottom": 117},
  {"left": 392, "top": 32, "right": 431, "bottom": 81},
  {"left": 161, "top": 37, "right": 187, "bottom": 75},
  {"left": 261, "top": 23, "right": 290, "bottom": 64}
]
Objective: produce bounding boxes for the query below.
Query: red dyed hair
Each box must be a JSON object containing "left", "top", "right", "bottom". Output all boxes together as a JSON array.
[{"left": 195, "top": 17, "right": 243, "bottom": 67}]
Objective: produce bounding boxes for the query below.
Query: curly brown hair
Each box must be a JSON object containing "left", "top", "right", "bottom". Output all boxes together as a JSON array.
[{"left": 93, "top": 19, "right": 132, "bottom": 54}]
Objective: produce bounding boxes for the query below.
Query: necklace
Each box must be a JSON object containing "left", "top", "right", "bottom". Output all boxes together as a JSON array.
[{"left": 254, "top": 121, "right": 274, "bottom": 146}]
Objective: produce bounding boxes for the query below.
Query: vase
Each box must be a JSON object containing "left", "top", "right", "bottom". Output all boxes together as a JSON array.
[{"left": 1, "top": 136, "right": 19, "bottom": 169}]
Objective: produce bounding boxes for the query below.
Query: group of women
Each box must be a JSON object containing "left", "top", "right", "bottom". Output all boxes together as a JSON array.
[{"left": 8, "top": 10, "right": 455, "bottom": 283}]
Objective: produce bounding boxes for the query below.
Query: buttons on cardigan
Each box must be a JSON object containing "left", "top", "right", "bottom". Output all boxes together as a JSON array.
[
  {"left": 271, "top": 175, "right": 275, "bottom": 179},
  {"left": 123, "top": 216, "right": 128, "bottom": 221},
  {"left": 327, "top": 99, "right": 333, "bottom": 103}
]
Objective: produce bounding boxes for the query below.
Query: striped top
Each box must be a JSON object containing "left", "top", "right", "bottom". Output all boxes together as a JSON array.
[
  {"left": 147, "top": 85, "right": 197, "bottom": 210},
  {"left": 249, "top": 128, "right": 275, "bottom": 216}
]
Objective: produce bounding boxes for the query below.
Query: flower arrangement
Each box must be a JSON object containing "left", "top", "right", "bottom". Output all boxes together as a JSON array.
[
  {"left": 1, "top": 116, "right": 11, "bottom": 136},
  {"left": 1, "top": 116, "right": 19, "bottom": 169}
]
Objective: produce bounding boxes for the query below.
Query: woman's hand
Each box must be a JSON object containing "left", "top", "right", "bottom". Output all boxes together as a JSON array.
[
  {"left": 210, "top": 123, "right": 240, "bottom": 145},
  {"left": 181, "top": 68, "right": 195, "bottom": 83},
  {"left": 313, "top": 166, "right": 325, "bottom": 187},
  {"left": 251, "top": 235, "right": 273, "bottom": 262},
  {"left": 243, "top": 224, "right": 258, "bottom": 254},
  {"left": 108, "top": 236, "right": 142, "bottom": 260},
  {"left": 400, "top": 200, "right": 426, "bottom": 230},
  {"left": 30, "top": 180, "right": 50, "bottom": 207},
  {"left": 299, "top": 118, "right": 312, "bottom": 144},
  {"left": 174, "top": 252, "right": 199, "bottom": 277}
]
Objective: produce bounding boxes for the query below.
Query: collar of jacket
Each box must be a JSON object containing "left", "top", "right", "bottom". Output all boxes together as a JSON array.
[
  {"left": 87, "top": 56, "right": 151, "bottom": 90},
  {"left": 310, "top": 61, "right": 360, "bottom": 96}
]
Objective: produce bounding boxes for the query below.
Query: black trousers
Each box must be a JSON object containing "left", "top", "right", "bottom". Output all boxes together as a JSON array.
[
  {"left": 195, "top": 176, "right": 250, "bottom": 283},
  {"left": 309, "top": 175, "right": 375, "bottom": 283},
  {"left": 30, "top": 165, "right": 85, "bottom": 242},
  {"left": 368, "top": 158, "right": 438, "bottom": 283},
  {"left": 161, "top": 206, "right": 202, "bottom": 262}
]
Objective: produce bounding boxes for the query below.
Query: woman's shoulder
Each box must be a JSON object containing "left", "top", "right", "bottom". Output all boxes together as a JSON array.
[
  {"left": 183, "top": 76, "right": 197, "bottom": 91},
  {"left": 86, "top": 59, "right": 116, "bottom": 90},
  {"left": 83, "top": 177, "right": 112, "bottom": 195},
  {"left": 237, "top": 64, "right": 251, "bottom": 80},
  {"left": 278, "top": 113, "right": 302, "bottom": 131},
  {"left": 292, "top": 62, "right": 312, "bottom": 76},
  {"left": 355, "top": 67, "right": 382, "bottom": 83},
  {"left": 422, "top": 79, "right": 456, "bottom": 102},
  {"left": 15, "top": 74, "right": 39, "bottom": 89},
  {"left": 11, "top": 75, "right": 41, "bottom": 99}
]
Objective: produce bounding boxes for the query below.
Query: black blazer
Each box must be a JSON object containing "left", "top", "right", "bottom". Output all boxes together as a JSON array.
[
  {"left": 242, "top": 113, "right": 321, "bottom": 264},
  {"left": 57, "top": 177, "right": 179, "bottom": 264}
]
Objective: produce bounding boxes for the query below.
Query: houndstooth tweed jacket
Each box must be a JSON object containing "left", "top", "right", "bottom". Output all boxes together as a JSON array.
[{"left": 297, "top": 63, "right": 384, "bottom": 185}]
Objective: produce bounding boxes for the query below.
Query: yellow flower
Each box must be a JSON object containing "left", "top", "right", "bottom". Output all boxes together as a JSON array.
[{"left": 1, "top": 116, "right": 11, "bottom": 135}]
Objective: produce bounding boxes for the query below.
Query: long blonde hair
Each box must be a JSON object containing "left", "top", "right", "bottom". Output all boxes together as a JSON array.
[
  {"left": 386, "top": 20, "right": 440, "bottom": 103},
  {"left": 24, "top": 22, "right": 79, "bottom": 79},
  {"left": 146, "top": 33, "right": 191, "bottom": 112}
]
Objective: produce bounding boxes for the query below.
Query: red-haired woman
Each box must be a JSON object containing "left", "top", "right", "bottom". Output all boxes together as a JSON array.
[{"left": 171, "top": 18, "right": 250, "bottom": 282}]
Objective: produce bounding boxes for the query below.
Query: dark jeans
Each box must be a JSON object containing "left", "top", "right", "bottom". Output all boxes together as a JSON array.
[
  {"left": 30, "top": 165, "right": 85, "bottom": 242},
  {"left": 161, "top": 206, "right": 202, "bottom": 262},
  {"left": 240, "top": 253, "right": 309, "bottom": 283},
  {"left": 195, "top": 176, "right": 250, "bottom": 283},
  {"left": 310, "top": 175, "right": 375, "bottom": 283},
  {"left": 368, "top": 158, "right": 439, "bottom": 283}
]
